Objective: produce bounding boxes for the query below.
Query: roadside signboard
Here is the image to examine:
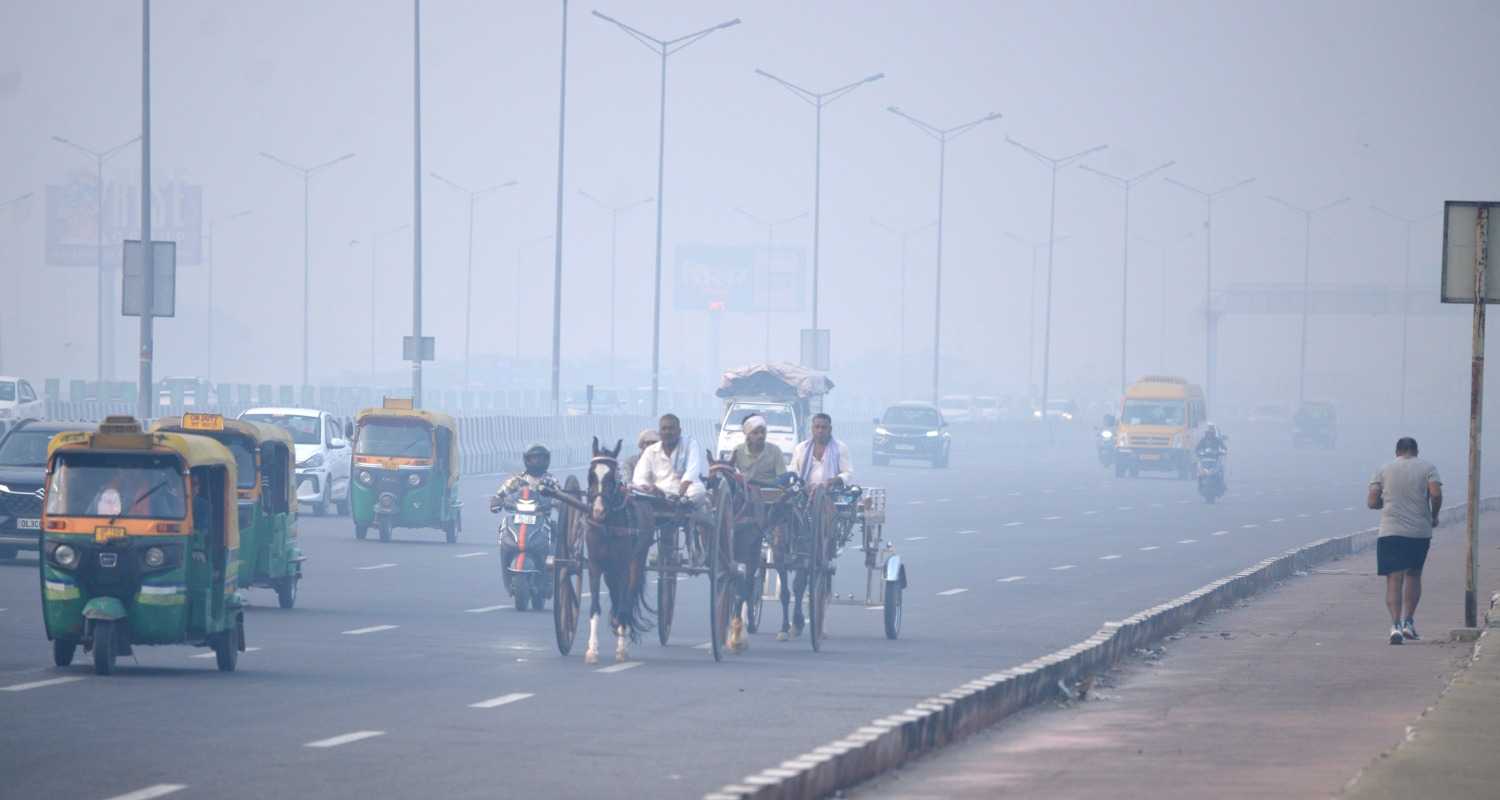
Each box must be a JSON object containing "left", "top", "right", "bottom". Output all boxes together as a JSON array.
[
  {"left": 121, "top": 239, "right": 176, "bottom": 317},
  {"left": 1441, "top": 201, "right": 1498, "bottom": 303}
]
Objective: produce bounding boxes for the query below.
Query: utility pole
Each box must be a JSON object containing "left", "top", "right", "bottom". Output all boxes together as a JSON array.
[
  {"left": 1079, "top": 160, "right": 1174, "bottom": 395},
  {"left": 887, "top": 106, "right": 1002, "bottom": 403},
  {"left": 1007, "top": 136, "right": 1107, "bottom": 440},
  {"left": 593, "top": 10, "right": 741, "bottom": 417},
  {"left": 412, "top": 0, "right": 424, "bottom": 407},
  {"left": 580, "top": 190, "right": 654, "bottom": 386},
  {"left": 737, "top": 207, "right": 808, "bottom": 362},
  {"left": 136, "top": 0, "right": 154, "bottom": 421},
  {"left": 431, "top": 173, "right": 518, "bottom": 386},
  {"left": 873, "top": 218, "right": 937, "bottom": 398},
  {"left": 1371, "top": 205, "right": 1441, "bottom": 427},
  {"left": 204, "top": 209, "right": 251, "bottom": 382},
  {"left": 549, "top": 0, "right": 570, "bottom": 416},
  {"left": 1267, "top": 193, "right": 1348, "bottom": 407},
  {"left": 1006, "top": 233, "right": 1070, "bottom": 408}
]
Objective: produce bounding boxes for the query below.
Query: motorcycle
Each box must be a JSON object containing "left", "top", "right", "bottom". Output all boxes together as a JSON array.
[
  {"left": 1197, "top": 454, "right": 1226, "bottom": 503},
  {"left": 492, "top": 489, "right": 554, "bottom": 611},
  {"left": 1096, "top": 428, "right": 1117, "bottom": 467}
]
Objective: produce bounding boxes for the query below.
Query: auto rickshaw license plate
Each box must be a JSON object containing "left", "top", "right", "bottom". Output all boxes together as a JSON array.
[
  {"left": 1140, "top": 453, "right": 1160, "bottom": 461},
  {"left": 513, "top": 513, "right": 538, "bottom": 525},
  {"left": 93, "top": 525, "right": 127, "bottom": 542},
  {"left": 183, "top": 413, "right": 225, "bottom": 431}
]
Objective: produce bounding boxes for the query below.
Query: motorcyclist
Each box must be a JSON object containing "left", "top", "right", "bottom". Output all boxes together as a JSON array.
[
  {"left": 491, "top": 444, "right": 560, "bottom": 512},
  {"left": 1196, "top": 424, "right": 1228, "bottom": 460}
]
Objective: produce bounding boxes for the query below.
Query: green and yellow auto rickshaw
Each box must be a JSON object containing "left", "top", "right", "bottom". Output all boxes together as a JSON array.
[
  {"left": 40, "top": 416, "right": 246, "bottom": 674},
  {"left": 349, "top": 399, "right": 462, "bottom": 543},
  {"left": 151, "top": 414, "right": 304, "bottom": 608}
]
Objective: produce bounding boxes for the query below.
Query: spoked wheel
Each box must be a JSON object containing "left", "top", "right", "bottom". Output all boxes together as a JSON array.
[
  {"left": 657, "top": 527, "right": 677, "bottom": 646},
  {"left": 554, "top": 475, "right": 583, "bottom": 655},
  {"left": 91, "top": 620, "right": 117, "bottom": 675},
  {"left": 808, "top": 491, "right": 835, "bottom": 653},
  {"left": 709, "top": 482, "right": 734, "bottom": 662},
  {"left": 746, "top": 562, "right": 766, "bottom": 634}
]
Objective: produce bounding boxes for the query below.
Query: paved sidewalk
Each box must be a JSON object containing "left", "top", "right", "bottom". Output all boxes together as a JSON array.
[{"left": 854, "top": 520, "right": 1499, "bottom": 799}]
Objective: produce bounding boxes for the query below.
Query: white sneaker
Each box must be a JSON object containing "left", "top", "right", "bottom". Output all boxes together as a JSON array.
[
  {"left": 1389, "top": 626, "right": 1404, "bottom": 645},
  {"left": 1402, "top": 619, "right": 1419, "bottom": 641}
]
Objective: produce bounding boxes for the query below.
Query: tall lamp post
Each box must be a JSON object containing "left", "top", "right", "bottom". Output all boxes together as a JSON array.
[
  {"left": 1267, "top": 193, "right": 1349, "bottom": 407},
  {"left": 1006, "top": 232, "right": 1070, "bottom": 407},
  {"left": 367, "top": 223, "right": 411, "bottom": 383},
  {"left": 592, "top": 10, "right": 741, "bottom": 416},
  {"left": 51, "top": 134, "right": 139, "bottom": 383},
  {"left": 1164, "top": 175, "right": 1253, "bottom": 415},
  {"left": 887, "top": 106, "right": 1002, "bottom": 403},
  {"left": 736, "top": 207, "right": 808, "bottom": 362},
  {"left": 549, "top": 0, "right": 571, "bottom": 416},
  {"left": 581, "top": 190, "right": 654, "bottom": 384},
  {"left": 204, "top": 209, "right": 251, "bottom": 381},
  {"left": 1371, "top": 206, "right": 1441, "bottom": 426},
  {"left": 431, "top": 172, "right": 518, "bottom": 386},
  {"left": 1007, "top": 136, "right": 1107, "bottom": 438},
  {"left": 754, "top": 69, "right": 882, "bottom": 332},
  {"left": 259, "top": 150, "right": 355, "bottom": 388},
  {"left": 0, "top": 191, "right": 34, "bottom": 373},
  {"left": 1078, "top": 160, "right": 1174, "bottom": 395},
  {"left": 872, "top": 217, "right": 936, "bottom": 397}
]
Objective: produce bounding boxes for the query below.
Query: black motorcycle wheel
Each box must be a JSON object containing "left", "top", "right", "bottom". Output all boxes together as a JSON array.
[
  {"left": 531, "top": 578, "right": 547, "bottom": 612},
  {"left": 515, "top": 574, "right": 531, "bottom": 612}
]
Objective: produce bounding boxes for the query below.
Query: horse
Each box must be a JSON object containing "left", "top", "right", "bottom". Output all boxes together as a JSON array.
[
  {"left": 579, "top": 437, "right": 654, "bottom": 664},
  {"left": 766, "top": 478, "right": 834, "bottom": 641},
  {"left": 704, "top": 453, "right": 765, "bottom": 654}
]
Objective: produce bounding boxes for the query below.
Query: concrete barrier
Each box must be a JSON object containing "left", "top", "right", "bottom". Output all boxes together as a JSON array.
[{"left": 710, "top": 497, "right": 1500, "bottom": 800}]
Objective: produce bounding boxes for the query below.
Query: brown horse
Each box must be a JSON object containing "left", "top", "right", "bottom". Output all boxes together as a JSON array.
[
  {"left": 580, "top": 437, "right": 654, "bottom": 664},
  {"left": 705, "top": 453, "right": 765, "bottom": 654}
]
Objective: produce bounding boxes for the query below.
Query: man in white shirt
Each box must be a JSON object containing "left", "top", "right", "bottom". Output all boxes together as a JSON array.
[
  {"left": 632, "top": 413, "right": 711, "bottom": 562},
  {"left": 789, "top": 413, "right": 854, "bottom": 489}
]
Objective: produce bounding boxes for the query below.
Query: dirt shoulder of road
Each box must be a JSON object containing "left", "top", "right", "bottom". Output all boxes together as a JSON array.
[{"left": 852, "top": 520, "right": 1500, "bottom": 800}]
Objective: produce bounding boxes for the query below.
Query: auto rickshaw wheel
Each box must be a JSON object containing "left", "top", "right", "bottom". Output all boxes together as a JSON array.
[
  {"left": 214, "top": 616, "right": 241, "bottom": 672},
  {"left": 354, "top": 523, "right": 368, "bottom": 541},
  {"left": 443, "top": 519, "right": 457, "bottom": 544},
  {"left": 53, "top": 637, "right": 77, "bottom": 667},
  {"left": 91, "top": 621, "right": 117, "bottom": 675},
  {"left": 378, "top": 521, "right": 392, "bottom": 543},
  {"left": 276, "top": 576, "right": 299, "bottom": 609}
]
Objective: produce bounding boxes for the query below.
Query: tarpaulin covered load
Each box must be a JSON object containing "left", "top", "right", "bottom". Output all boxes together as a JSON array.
[{"left": 716, "top": 363, "right": 834, "bottom": 400}]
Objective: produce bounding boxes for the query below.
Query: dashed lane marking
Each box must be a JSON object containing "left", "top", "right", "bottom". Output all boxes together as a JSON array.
[
  {"left": 1177, "top": 499, "right": 1192, "bottom": 505},
  {"left": 907, "top": 500, "right": 926, "bottom": 506},
  {"left": 355, "top": 563, "right": 397, "bottom": 571},
  {"left": 465, "top": 605, "right": 512, "bottom": 613},
  {"left": 1050, "top": 564, "right": 1077, "bottom": 571},
  {"left": 1117, "top": 506, "right": 1134, "bottom": 511},
  {"left": 997, "top": 576, "right": 1026, "bottom": 583},
  {"left": 1042, "top": 515, "right": 1063, "bottom": 521},
  {"left": 1002, "top": 521, "right": 1023, "bottom": 528},
  {"left": 1083, "top": 510, "right": 1099, "bottom": 516},
  {"left": 1139, "top": 545, "right": 1160, "bottom": 551},
  {"left": 937, "top": 588, "right": 969, "bottom": 596},
  {"left": 1297, "top": 513, "right": 1311, "bottom": 518},
  {"left": 1178, "top": 539, "right": 1197, "bottom": 544},
  {"left": 1270, "top": 518, "right": 1285, "bottom": 523},
  {"left": 957, "top": 529, "right": 978, "bottom": 535},
  {"left": 1150, "top": 503, "right": 1164, "bottom": 509},
  {"left": 1344, "top": 506, "right": 1355, "bottom": 511},
  {"left": 693, "top": 642, "right": 711, "bottom": 650},
  {"left": 597, "top": 662, "right": 643, "bottom": 674},
  {"left": 935, "top": 498, "right": 952, "bottom": 503},
  {"left": 104, "top": 785, "right": 187, "bottom": 800},
  {"left": 1, "top": 676, "right": 86, "bottom": 692},
  {"left": 1242, "top": 523, "right": 1259, "bottom": 529},
  {"left": 1099, "top": 554, "right": 1122, "bottom": 560},
  {"left": 1042, "top": 488, "right": 1057, "bottom": 495},
  {"left": 1211, "top": 530, "right": 1229, "bottom": 537},
  {"left": 905, "top": 536, "right": 928, "bottom": 541},
  {"left": 342, "top": 625, "right": 399, "bottom": 636},
  {"left": 455, "top": 552, "right": 489, "bottom": 559},
  {"left": 1008, "top": 491, "right": 1022, "bottom": 497},
  {"left": 192, "top": 647, "right": 261, "bottom": 659},
  {"left": 305, "top": 731, "right": 385, "bottom": 749},
  {"left": 1320, "top": 509, "right": 1336, "bottom": 515},
  {"left": 470, "top": 692, "right": 535, "bottom": 708}
]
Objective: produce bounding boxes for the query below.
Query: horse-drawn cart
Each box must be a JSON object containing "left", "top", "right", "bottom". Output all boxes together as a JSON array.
[{"left": 828, "top": 485, "right": 907, "bottom": 640}]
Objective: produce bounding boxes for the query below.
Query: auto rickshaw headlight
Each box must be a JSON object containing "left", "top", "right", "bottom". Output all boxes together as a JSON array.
[
  {"left": 406, "top": 472, "right": 423, "bottom": 487},
  {"left": 54, "top": 544, "right": 78, "bottom": 568},
  {"left": 357, "top": 469, "right": 373, "bottom": 486},
  {"left": 143, "top": 546, "right": 166, "bottom": 568}
]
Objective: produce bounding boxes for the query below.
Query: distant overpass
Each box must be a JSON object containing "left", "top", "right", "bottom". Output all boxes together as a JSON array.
[{"left": 1217, "top": 283, "right": 1463, "bottom": 316}]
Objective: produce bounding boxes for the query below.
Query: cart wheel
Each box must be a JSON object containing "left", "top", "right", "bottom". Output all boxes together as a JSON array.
[
  {"left": 214, "top": 615, "right": 241, "bottom": 672},
  {"left": 554, "top": 568, "right": 580, "bottom": 655},
  {"left": 709, "top": 482, "right": 733, "bottom": 662},
  {"left": 883, "top": 580, "right": 903, "bottom": 640},
  {"left": 746, "top": 563, "right": 765, "bottom": 634},
  {"left": 53, "top": 637, "right": 77, "bottom": 667},
  {"left": 355, "top": 523, "right": 368, "bottom": 540},
  {"left": 657, "top": 529, "right": 677, "bottom": 646},
  {"left": 275, "top": 576, "right": 299, "bottom": 609},
  {"left": 378, "top": 521, "right": 392, "bottom": 542},
  {"left": 91, "top": 620, "right": 117, "bottom": 675},
  {"left": 808, "top": 491, "right": 835, "bottom": 653}
]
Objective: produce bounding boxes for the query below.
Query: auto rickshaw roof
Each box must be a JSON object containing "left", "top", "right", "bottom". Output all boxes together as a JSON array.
[
  {"left": 49, "top": 419, "right": 238, "bottom": 470},
  {"left": 149, "top": 415, "right": 295, "bottom": 451},
  {"left": 355, "top": 406, "right": 458, "bottom": 434}
]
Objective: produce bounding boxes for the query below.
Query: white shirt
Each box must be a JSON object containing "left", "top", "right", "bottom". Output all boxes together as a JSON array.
[
  {"left": 631, "top": 438, "right": 707, "bottom": 499},
  {"left": 789, "top": 438, "right": 854, "bottom": 487}
]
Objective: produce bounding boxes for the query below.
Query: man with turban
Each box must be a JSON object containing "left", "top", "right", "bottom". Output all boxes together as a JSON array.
[{"left": 731, "top": 413, "right": 786, "bottom": 484}]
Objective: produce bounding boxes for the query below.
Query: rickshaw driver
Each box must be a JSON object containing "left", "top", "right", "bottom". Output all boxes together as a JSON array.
[
  {"left": 732, "top": 414, "right": 786, "bottom": 485},
  {"left": 789, "top": 413, "right": 854, "bottom": 490},
  {"left": 632, "top": 413, "right": 712, "bottom": 564}
]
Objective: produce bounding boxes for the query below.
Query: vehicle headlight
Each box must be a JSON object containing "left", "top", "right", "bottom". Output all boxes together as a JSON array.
[
  {"left": 54, "top": 544, "right": 78, "bottom": 568},
  {"left": 357, "top": 470, "right": 373, "bottom": 486},
  {"left": 925, "top": 430, "right": 940, "bottom": 437},
  {"left": 143, "top": 546, "right": 166, "bottom": 568},
  {"left": 1100, "top": 430, "right": 1114, "bottom": 439},
  {"left": 407, "top": 472, "right": 423, "bottom": 487},
  {"left": 300, "top": 452, "right": 325, "bottom": 469},
  {"left": 874, "top": 427, "right": 890, "bottom": 436}
]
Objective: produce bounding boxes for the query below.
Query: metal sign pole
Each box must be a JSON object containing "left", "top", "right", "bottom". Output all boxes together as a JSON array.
[{"left": 1465, "top": 206, "right": 1488, "bottom": 629}]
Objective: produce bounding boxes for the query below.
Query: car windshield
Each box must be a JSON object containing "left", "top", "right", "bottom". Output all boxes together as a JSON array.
[
  {"left": 44, "top": 453, "right": 187, "bottom": 519},
  {"left": 227, "top": 439, "right": 257, "bottom": 489},
  {"left": 0, "top": 382, "right": 14, "bottom": 402},
  {"left": 938, "top": 397, "right": 968, "bottom": 409},
  {"left": 1122, "top": 399, "right": 1185, "bottom": 426},
  {"left": 0, "top": 431, "right": 54, "bottom": 467},
  {"left": 723, "top": 405, "right": 795, "bottom": 432},
  {"left": 356, "top": 422, "right": 432, "bottom": 457},
  {"left": 1048, "top": 400, "right": 1074, "bottom": 411},
  {"left": 883, "top": 406, "right": 942, "bottom": 427},
  {"left": 241, "top": 414, "right": 321, "bottom": 445}
]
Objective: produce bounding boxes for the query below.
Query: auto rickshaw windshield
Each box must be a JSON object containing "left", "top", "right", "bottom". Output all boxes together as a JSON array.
[
  {"left": 45, "top": 453, "right": 188, "bottom": 519},
  {"left": 227, "top": 439, "right": 257, "bottom": 489},
  {"left": 356, "top": 421, "right": 433, "bottom": 458}
]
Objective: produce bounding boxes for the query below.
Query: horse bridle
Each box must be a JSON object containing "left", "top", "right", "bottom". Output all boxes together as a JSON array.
[{"left": 589, "top": 455, "right": 627, "bottom": 520}]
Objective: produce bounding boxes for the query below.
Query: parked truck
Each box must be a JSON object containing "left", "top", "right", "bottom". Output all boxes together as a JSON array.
[{"left": 713, "top": 364, "right": 833, "bottom": 464}]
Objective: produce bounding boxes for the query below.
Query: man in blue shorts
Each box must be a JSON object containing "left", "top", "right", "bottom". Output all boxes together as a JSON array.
[{"left": 1367, "top": 437, "right": 1443, "bottom": 644}]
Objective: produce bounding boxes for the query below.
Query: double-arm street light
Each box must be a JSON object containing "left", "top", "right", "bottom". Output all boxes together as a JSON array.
[
  {"left": 593, "top": 10, "right": 740, "bottom": 416},
  {"left": 872, "top": 217, "right": 937, "bottom": 398},
  {"left": 259, "top": 150, "right": 355, "bottom": 387},
  {"left": 0, "top": 191, "right": 35, "bottom": 373},
  {"left": 1370, "top": 205, "right": 1442, "bottom": 426},
  {"left": 755, "top": 69, "right": 882, "bottom": 332},
  {"left": 888, "top": 106, "right": 1003, "bottom": 403},
  {"left": 581, "top": 190, "right": 655, "bottom": 384},
  {"left": 431, "top": 172, "right": 518, "bottom": 386},
  {"left": 204, "top": 209, "right": 252, "bottom": 382},
  {"left": 1006, "top": 232, "right": 1071, "bottom": 406},
  {"left": 736, "top": 207, "right": 808, "bottom": 362},
  {"left": 1267, "top": 193, "right": 1349, "bottom": 407},
  {"left": 1007, "top": 136, "right": 1107, "bottom": 437},
  {"left": 51, "top": 133, "right": 140, "bottom": 383},
  {"left": 1079, "top": 160, "right": 1175, "bottom": 395},
  {"left": 1164, "top": 174, "right": 1254, "bottom": 413}
]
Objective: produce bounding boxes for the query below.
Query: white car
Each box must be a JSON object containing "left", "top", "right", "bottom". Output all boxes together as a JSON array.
[
  {"left": 937, "top": 395, "right": 975, "bottom": 424},
  {"left": 715, "top": 400, "right": 799, "bottom": 465},
  {"left": 0, "top": 377, "right": 44, "bottom": 431},
  {"left": 239, "top": 407, "right": 352, "bottom": 516},
  {"left": 973, "top": 395, "right": 1002, "bottom": 423}
]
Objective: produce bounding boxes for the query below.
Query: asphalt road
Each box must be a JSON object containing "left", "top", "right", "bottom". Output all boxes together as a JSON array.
[{"left": 0, "top": 422, "right": 1451, "bottom": 800}]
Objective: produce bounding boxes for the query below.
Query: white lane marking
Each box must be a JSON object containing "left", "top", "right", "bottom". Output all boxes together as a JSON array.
[
  {"left": 1344, "top": 506, "right": 1355, "bottom": 511},
  {"left": 1242, "top": 523, "right": 1259, "bottom": 529},
  {"left": 1117, "top": 505, "right": 1134, "bottom": 511},
  {"left": 935, "top": 498, "right": 952, "bottom": 503},
  {"left": 905, "top": 536, "right": 928, "bottom": 541},
  {"left": 1002, "top": 521, "right": 1023, "bottom": 528},
  {"left": 356, "top": 563, "right": 398, "bottom": 571},
  {"left": 693, "top": 642, "right": 712, "bottom": 650},
  {"left": 866, "top": 605, "right": 884, "bottom": 611},
  {"left": 1042, "top": 515, "right": 1063, "bottom": 521},
  {"left": 1297, "top": 513, "right": 1310, "bottom": 518},
  {"left": 1008, "top": 491, "right": 1022, "bottom": 497},
  {"left": 455, "top": 552, "right": 489, "bottom": 559},
  {"left": 192, "top": 647, "right": 261, "bottom": 659},
  {"left": 1099, "top": 554, "right": 1122, "bottom": 560},
  {"left": 465, "top": 605, "right": 512, "bottom": 613},
  {"left": 470, "top": 691, "right": 535, "bottom": 708},
  {"left": 936, "top": 588, "right": 968, "bottom": 596},
  {"left": 2, "top": 676, "right": 86, "bottom": 692},
  {"left": 1211, "top": 530, "right": 1229, "bottom": 537},
  {"left": 1139, "top": 545, "right": 1160, "bottom": 551},
  {"left": 305, "top": 730, "right": 385, "bottom": 749},
  {"left": 1083, "top": 510, "right": 1099, "bottom": 516},
  {"left": 104, "top": 786, "right": 187, "bottom": 800},
  {"left": 997, "top": 576, "right": 1026, "bottom": 583},
  {"left": 1050, "top": 564, "right": 1077, "bottom": 571},
  {"left": 956, "top": 529, "right": 978, "bottom": 535},
  {"left": 1270, "top": 517, "right": 1285, "bottom": 523},
  {"left": 597, "top": 662, "right": 643, "bottom": 674},
  {"left": 342, "top": 625, "right": 399, "bottom": 635},
  {"left": 1178, "top": 539, "right": 1197, "bottom": 544},
  {"left": 907, "top": 500, "right": 926, "bottom": 506},
  {"left": 1320, "top": 509, "right": 1336, "bottom": 515}
]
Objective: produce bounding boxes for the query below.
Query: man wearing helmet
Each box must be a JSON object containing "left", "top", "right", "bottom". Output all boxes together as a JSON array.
[
  {"left": 1196, "top": 423, "right": 1228, "bottom": 460},
  {"left": 493, "top": 444, "right": 560, "bottom": 506}
]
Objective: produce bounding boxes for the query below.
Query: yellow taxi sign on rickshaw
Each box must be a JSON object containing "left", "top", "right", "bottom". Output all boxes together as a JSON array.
[
  {"left": 182, "top": 413, "right": 225, "bottom": 431},
  {"left": 382, "top": 397, "right": 414, "bottom": 410},
  {"left": 93, "top": 525, "right": 127, "bottom": 543}
]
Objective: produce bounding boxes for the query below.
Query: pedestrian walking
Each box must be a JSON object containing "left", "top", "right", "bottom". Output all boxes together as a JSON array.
[{"left": 1367, "top": 437, "right": 1443, "bottom": 644}]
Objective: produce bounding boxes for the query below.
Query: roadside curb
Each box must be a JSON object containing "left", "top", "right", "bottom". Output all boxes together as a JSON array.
[{"left": 708, "top": 498, "right": 1500, "bottom": 800}]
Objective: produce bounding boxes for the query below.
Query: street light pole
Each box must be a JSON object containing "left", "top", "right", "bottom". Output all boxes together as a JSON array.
[
  {"left": 1164, "top": 175, "right": 1254, "bottom": 415},
  {"left": 204, "top": 209, "right": 251, "bottom": 382},
  {"left": 1268, "top": 194, "right": 1348, "bottom": 407},
  {"left": 1007, "top": 137, "right": 1108, "bottom": 439},
  {"left": 737, "top": 207, "right": 808, "bottom": 362},
  {"left": 259, "top": 150, "right": 355, "bottom": 389},
  {"left": 755, "top": 69, "right": 882, "bottom": 332},
  {"left": 873, "top": 218, "right": 936, "bottom": 398},
  {"left": 368, "top": 223, "right": 411, "bottom": 382},
  {"left": 1006, "top": 233, "right": 1070, "bottom": 406},
  {"left": 0, "top": 191, "right": 34, "bottom": 374},
  {"left": 1079, "top": 160, "right": 1175, "bottom": 395},
  {"left": 432, "top": 173, "right": 518, "bottom": 386},
  {"left": 593, "top": 10, "right": 741, "bottom": 417},
  {"left": 1372, "top": 206, "right": 1441, "bottom": 426},
  {"left": 51, "top": 134, "right": 139, "bottom": 384},
  {"left": 887, "top": 106, "right": 1002, "bottom": 403},
  {"left": 137, "top": 0, "right": 154, "bottom": 422},
  {"left": 549, "top": 0, "right": 571, "bottom": 416},
  {"left": 582, "top": 190, "right": 654, "bottom": 385}
]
